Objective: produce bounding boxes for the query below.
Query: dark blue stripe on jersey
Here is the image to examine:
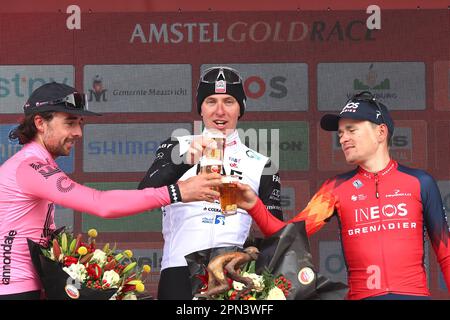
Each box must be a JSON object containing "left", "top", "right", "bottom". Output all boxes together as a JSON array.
[{"left": 397, "top": 164, "right": 449, "bottom": 247}]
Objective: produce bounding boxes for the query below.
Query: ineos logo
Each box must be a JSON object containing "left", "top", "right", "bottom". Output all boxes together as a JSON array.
[
  {"left": 340, "top": 102, "right": 360, "bottom": 114},
  {"left": 381, "top": 203, "right": 407, "bottom": 218},
  {"left": 355, "top": 203, "right": 408, "bottom": 222}
]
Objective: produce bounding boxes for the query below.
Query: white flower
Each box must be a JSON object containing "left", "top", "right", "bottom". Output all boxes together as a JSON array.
[
  {"left": 63, "top": 263, "right": 87, "bottom": 283},
  {"left": 266, "top": 286, "right": 286, "bottom": 300},
  {"left": 232, "top": 280, "right": 245, "bottom": 291},
  {"left": 91, "top": 249, "right": 107, "bottom": 266},
  {"left": 102, "top": 270, "right": 121, "bottom": 288},
  {"left": 243, "top": 272, "right": 265, "bottom": 292},
  {"left": 232, "top": 272, "right": 265, "bottom": 292}
]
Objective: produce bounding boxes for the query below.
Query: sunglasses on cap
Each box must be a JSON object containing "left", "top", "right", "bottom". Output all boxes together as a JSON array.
[
  {"left": 24, "top": 92, "right": 88, "bottom": 112},
  {"left": 347, "top": 91, "right": 387, "bottom": 126},
  {"left": 200, "top": 67, "right": 243, "bottom": 84}
]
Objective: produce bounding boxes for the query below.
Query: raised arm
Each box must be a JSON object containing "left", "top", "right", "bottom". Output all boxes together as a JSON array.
[
  {"left": 17, "top": 158, "right": 220, "bottom": 218},
  {"left": 138, "top": 138, "right": 193, "bottom": 189}
]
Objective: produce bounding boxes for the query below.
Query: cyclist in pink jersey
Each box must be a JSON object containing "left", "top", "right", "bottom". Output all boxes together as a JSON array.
[
  {"left": 234, "top": 92, "right": 450, "bottom": 300},
  {"left": 0, "top": 82, "right": 221, "bottom": 299}
]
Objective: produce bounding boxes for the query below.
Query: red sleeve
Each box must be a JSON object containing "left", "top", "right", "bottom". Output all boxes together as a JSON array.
[
  {"left": 289, "top": 179, "right": 337, "bottom": 236},
  {"left": 248, "top": 198, "right": 286, "bottom": 237},
  {"left": 248, "top": 179, "right": 338, "bottom": 238}
]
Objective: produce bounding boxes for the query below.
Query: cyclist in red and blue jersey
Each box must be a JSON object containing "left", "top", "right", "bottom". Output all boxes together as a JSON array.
[{"left": 235, "top": 92, "right": 450, "bottom": 300}]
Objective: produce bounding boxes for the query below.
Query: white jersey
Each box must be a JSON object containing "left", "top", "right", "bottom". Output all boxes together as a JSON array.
[
  {"left": 162, "top": 130, "right": 268, "bottom": 270},
  {"left": 138, "top": 129, "right": 283, "bottom": 271}
]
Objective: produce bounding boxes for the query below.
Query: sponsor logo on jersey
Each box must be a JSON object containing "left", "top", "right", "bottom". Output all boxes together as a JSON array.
[
  {"left": 214, "top": 215, "right": 225, "bottom": 225},
  {"left": 355, "top": 203, "right": 408, "bottom": 222},
  {"left": 1, "top": 230, "right": 17, "bottom": 285},
  {"left": 351, "top": 194, "right": 367, "bottom": 201},
  {"left": 385, "top": 189, "right": 412, "bottom": 198},
  {"left": 348, "top": 203, "right": 416, "bottom": 236},
  {"left": 352, "top": 179, "right": 363, "bottom": 189},
  {"left": 202, "top": 214, "right": 226, "bottom": 225},
  {"left": 269, "top": 189, "right": 281, "bottom": 201},
  {"left": 203, "top": 206, "right": 222, "bottom": 213}
]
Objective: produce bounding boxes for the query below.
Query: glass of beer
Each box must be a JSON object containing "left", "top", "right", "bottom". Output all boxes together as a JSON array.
[
  {"left": 203, "top": 129, "right": 225, "bottom": 162},
  {"left": 200, "top": 158, "right": 223, "bottom": 192},
  {"left": 219, "top": 175, "right": 239, "bottom": 216}
]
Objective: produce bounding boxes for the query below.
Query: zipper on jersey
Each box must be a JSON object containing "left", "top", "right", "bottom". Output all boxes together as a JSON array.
[{"left": 374, "top": 173, "right": 379, "bottom": 199}]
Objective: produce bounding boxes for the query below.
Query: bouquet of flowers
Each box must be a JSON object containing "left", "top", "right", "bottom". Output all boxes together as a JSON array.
[
  {"left": 196, "top": 260, "right": 291, "bottom": 300},
  {"left": 28, "top": 227, "right": 151, "bottom": 300}
]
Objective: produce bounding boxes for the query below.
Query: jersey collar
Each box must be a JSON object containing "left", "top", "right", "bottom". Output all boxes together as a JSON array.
[
  {"left": 357, "top": 159, "right": 398, "bottom": 180},
  {"left": 24, "top": 141, "right": 58, "bottom": 167}
]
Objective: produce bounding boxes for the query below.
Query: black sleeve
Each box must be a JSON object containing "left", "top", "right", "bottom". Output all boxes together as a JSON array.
[
  {"left": 138, "top": 138, "right": 194, "bottom": 189},
  {"left": 257, "top": 160, "right": 283, "bottom": 221}
]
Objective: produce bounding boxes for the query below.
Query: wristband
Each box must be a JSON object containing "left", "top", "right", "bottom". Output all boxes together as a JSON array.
[{"left": 168, "top": 184, "right": 182, "bottom": 203}]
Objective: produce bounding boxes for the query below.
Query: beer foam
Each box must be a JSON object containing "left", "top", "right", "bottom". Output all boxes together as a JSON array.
[
  {"left": 204, "top": 129, "right": 225, "bottom": 139},
  {"left": 200, "top": 157, "right": 223, "bottom": 167},
  {"left": 221, "top": 175, "right": 239, "bottom": 184}
]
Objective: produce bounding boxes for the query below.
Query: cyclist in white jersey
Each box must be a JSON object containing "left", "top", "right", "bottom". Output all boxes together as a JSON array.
[{"left": 138, "top": 67, "right": 284, "bottom": 299}]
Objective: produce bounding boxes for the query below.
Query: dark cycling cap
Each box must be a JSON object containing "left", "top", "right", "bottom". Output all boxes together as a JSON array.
[
  {"left": 196, "top": 66, "right": 247, "bottom": 119},
  {"left": 23, "top": 82, "right": 101, "bottom": 116},
  {"left": 320, "top": 91, "right": 394, "bottom": 137}
]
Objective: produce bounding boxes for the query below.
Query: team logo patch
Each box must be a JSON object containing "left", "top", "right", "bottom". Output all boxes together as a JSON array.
[
  {"left": 340, "top": 102, "right": 360, "bottom": 114},
  {"left": 56, "top": 176, "right": 75, "bottom": 193},
  {"left": 214, "top": 215, "right": 225, "bottom": 225},
  {"left": 352, "top": 179, "right": 363, "bottom": 189},
  {"left": 215, "top": 80, "right": 226, "bottom": 93},
  {"left": 298, "top": 267, "right": 315, "bottom": 285}
]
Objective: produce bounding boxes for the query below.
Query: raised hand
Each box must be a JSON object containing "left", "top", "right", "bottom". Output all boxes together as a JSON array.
[
  {"left": 184, "top": 136, "right": 215, "bottom": 165},
  {"left": 235, "top": 182, "right": 258, "bottom": 211}
]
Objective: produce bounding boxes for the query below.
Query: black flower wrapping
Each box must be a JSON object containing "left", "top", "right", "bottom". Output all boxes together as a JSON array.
[
  {"left": 27, "top": 239, "right": 116, "bottom": 300},
  {"left": 254, "top": 221, "right": 348, "bottom": 300}
]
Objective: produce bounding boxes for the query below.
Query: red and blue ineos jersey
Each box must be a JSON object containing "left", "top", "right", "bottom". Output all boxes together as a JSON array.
[{"left": 296, "top": 160, "right": 450, "bottom": 299}]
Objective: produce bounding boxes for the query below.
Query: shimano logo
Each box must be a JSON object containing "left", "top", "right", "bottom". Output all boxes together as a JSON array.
[{"left": 1, "top": 230, "right": 17, "bottom": 285}]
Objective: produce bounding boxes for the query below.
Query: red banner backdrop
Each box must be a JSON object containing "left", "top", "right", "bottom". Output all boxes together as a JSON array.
[{"left": 0, "top": 1, "right": 448, "bottom": 299}]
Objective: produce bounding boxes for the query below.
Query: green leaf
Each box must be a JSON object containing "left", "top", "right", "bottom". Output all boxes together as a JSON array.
[
  {"left": 61, "top": 233, "right": 68, "bottom": 254},
  {"left": 247, "top": 260, "right": 256, "bottom": 274},
  {"left": 122, "top": 261, "right": 137, "bottom": 275},
  {"left": 69, "top": 239, "right": 77, "bottom": 255}
]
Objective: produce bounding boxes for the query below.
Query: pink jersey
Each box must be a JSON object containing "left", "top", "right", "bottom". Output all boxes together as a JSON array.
[{"left": 0, "top": 141, "right": 170, "bottom": 295}]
